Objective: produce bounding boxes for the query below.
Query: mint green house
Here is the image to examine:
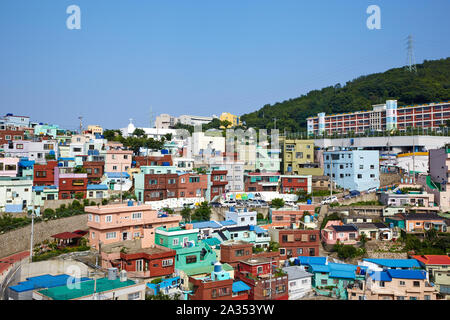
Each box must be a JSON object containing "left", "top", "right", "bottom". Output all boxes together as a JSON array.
[
  {"left": 301, "top": 262, "right": 367, "bottom": 300},
  {"left": 155, "top": 226, "right": 217, "bottom": 272}
]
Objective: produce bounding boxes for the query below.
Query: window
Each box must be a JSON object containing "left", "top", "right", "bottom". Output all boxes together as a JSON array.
[
  {"left": 297, "top": 248, "right": 303, "bottom": 255},
  {"left": 413, "top": 281, "right": 420, "bottom": 287},
  {"left": 235, "top": 249, "right": 244, "bottom": 257},
  {"left": 399, "top": 281, "right": 405, "bottom": 286},
  {"left": 321, "top": 279, "right": 327, "bottom": 285},
  {"left": 133, "top": 232, "right": 140, "bottom": 238},
  {"left": 128, "top": 292, "right": 140, "bottom": 300},
  {"left": 397, "top": 296, "right": 405, "bottom": 300},
  {"left": 105, "top": 215, "right": 112, "bottom": 223},
  {"left": 16, "top": 144, "right": 24, "bottom": 149},
  {"left": 280, "top": 248, "right": 286, "bottom": 255},
  {"left": 257, "top": 266, "right": 263, "bottom": 274},
  {"left": 95, "top": 215, "right": 100, "bottom": 222},
  {"left": 132, "top": 212, "right": 142, "bottom": 219},
  {"left": 186, "top": 255, "right": 197, "bottom": 264},
  {"left": 162, "top": 259, "right": 173, "bottom": 267},
  {"left": 379, "top": 281, "right": 385, "bottom": 287},
  {"left": 88, "top": 214, "right": 93, "bottom": 221},
  {"left": 106, "top": 232, "right": 116, "bottom": 239},
  {"left": 357, "top": 174, "right": 362, "bottom": 179},
  {"left": 91, "top": 232, "right": 95, "bottom": 239},
  {"left": 173, "top": 238, "right": 179, "bottom": 246}
]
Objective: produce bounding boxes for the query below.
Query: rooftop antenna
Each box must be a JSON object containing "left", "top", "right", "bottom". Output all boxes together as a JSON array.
[
  {"left": 149, "top": 106, "right": 154, "bottom": 128},
  {"left": 78, "top": 116, "right": 83, "bottom": 134},
  {"left": 406, "top": 35, "right": 417, "bottom": 73}
]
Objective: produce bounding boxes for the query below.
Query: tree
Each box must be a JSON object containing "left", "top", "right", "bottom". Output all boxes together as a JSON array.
[
  {"left": 161, "top": 207, "right": 174, "bottom": 215},
  {"left": 271, "top": 198, "right": 285, "bottom": 209},
  {"left": 359, "top": 233, "right": 368, "bottom": 247},
  {"left": 220, "top": 120, "right": 232, "bottom": 128},
  {"left": 181, "top": 207, "right": 192, "bottom": 222},
  {"left": 191, "top": 202, "right": 212, "bottom": 221},
  {"left": 268, "top": 241, "right": 280, "bottom": 252},
  {"left": 133, "top": 128, "right": 146, "bottom": 138}
]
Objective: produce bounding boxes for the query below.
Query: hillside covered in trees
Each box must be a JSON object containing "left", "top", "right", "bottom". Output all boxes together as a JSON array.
[{"left": 240, "top": 58, "right": 450, "bottom": 133}]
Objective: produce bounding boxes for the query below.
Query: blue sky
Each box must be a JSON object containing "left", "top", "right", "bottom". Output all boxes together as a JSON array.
[{"left": 0, "top": 0, "right": 449, "bottom": 130}]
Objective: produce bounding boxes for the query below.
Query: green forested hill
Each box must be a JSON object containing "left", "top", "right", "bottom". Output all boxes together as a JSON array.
[{"left": 240, "top": 58, "right": 450, "bottom": 132}]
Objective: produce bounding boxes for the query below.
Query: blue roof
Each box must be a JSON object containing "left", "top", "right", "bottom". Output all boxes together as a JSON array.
[
  {"left": 58, "top": 157, "right": 75, "bottom": 161},
  {"left": 232, "top": 281, "right": 251, "bottom": 293},
  {"left": 33, "top": 185, "right": 57, "bottom": 192},
  {"left": 9, "top": 274, "right": 91, "bottom": 293},
  {"left": 86, "top": 184, "right": 108, "bottom": 190},
  {"left": 297, "top": 256, "right": 327, "bottom": 266},
  {"left": 309, "top": 264, "right": 330, "bottom": 273},
  {"left": 368, "top": 271, "right": 393, "bottom": 282},
  {"left": 363, "top": 258, "right": 421, "bottom": 269},
  {"left": 253, "top": 225, "right": 268, "bottom": 235},
  {"left": 219, "top": 220, "right": 237, "bottom": 227},
  {"left": 106, "top": 172, "right": 130, "bottom": 178},
  {"left": 387, "top": 269, "right": 427, "bottom": 280},
  {"left": 329, "top": 270, "right": 356, "bottom": 279},
  {"left": 192, "top": 221, "right": 222, "bottom": 229}
]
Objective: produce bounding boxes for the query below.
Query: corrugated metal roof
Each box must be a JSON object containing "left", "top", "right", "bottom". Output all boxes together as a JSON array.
[
  {"left": 363, "top": 258, "right": 421, "bottom": 268},
  {"left": 329, "top": 270, "right": 355, "bottom": 279},
  {"left": 232, "top": 281, "right": 251, "bottom": 293},
  {"left": 386, "top": 269, "right": 427, "bottom": 280},
  {"left": 297, "top": 256, "right": 327, "bottom": 266},
  {"left": 86, "top": 184, "right": 108, "bottom": 190},
  {"left": 10, "top": 274, "right": 91, "bottom": 293},
  {"left": 192, "top": 221, "right": 222, "bottom": 229}
]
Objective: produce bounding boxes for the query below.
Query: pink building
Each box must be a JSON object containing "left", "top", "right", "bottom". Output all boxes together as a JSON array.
[
  {"left": 0, "top": 157, "right": 19, "bottom": 177},
  {"left": 321, "top": 220, "right": 358, "bottom": 245},
  {"left": 105, "top": 149, "right": 133, "bottom": 173},
  {"left": 86, "top": 202, "right": 182, "bottom": 250}
]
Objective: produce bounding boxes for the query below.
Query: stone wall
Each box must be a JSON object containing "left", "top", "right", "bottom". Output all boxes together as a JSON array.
[
  {"left": 0, "top": 214, "right": 88, "bottom": 258},
  {"left": 42, "top": 198, "right": 104, "bottom": 210}
]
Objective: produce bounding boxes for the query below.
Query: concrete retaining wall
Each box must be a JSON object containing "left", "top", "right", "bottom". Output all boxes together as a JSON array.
[{"left": 0, "top": 215, "right": 88, "bottom": 258}]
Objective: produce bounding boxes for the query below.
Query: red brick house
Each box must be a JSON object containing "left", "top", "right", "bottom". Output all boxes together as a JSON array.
[
  {"left": 235, "top": 257, "right": 289, "bottom": 300},
  {"left": 33, "top": 160, "right": 58, "bottom": 186},
  {"left": 133, "top": 155, "right": 173, "bottom": 168},
  {"left": 279, "top": 175, "right": 312, "bottom": 194},
  {"left": 142, "top": 172, "right": 208, "bottom": 201},
  {"left": 220, "top": 240, "right": 281, "bottom": 269},
  {"left": 0, "top": 128, "right": 25, "bottom": 145},
  {"left": 56, "top": 168, "right": 88, "bottom": 199},
  {"left": 244, "top": 172, "right": 280, "bottom": 192},
  {"left": 268, "top": 228, "right": 320, "bottom": 259},
  {"left": 83, "top": 161, "right": 105, "bottom": 184},
  {"left": 210, "top": 170, "right": 228, "bottom": 199}
]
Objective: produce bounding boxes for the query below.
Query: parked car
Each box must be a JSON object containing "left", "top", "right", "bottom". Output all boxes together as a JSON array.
[
  {"left": 321, "top": 196, "right": 338, "bottom": 205},
  {"left": 367, "top": 187, "right": 377, "bottom": 193},
  {"left": 349, "top": 190, "right": 361, "bottom": 197},
  {"left": 222, "top": 200, "right": 237, "bottom": 207},
  {"left": 210, "top": 201, "right": 221, "bottom": 207}
]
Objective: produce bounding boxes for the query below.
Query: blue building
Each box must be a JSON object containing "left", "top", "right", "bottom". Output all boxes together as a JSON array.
[{"left": 323, "top": 150, "right": 380, "bottom": 192}]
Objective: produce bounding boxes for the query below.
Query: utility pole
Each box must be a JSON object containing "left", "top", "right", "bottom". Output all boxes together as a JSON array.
[
  {"left": 29, "top": 210, "right": 34, "bottom": 262},
  {"left": 412, "top": 135, "right": 416, "bottom": 184},
  {"left": 120, "top": 163, "right": 123, "bottom": 203},
  {"left": 269, "top": 256, "right": 273, "bottom": 300},
  {"left": 273, "top": 118, "right": 277, "bottom": 131},
  {"left": 330, "top": 152, "right": 333, "bottom": 197}
]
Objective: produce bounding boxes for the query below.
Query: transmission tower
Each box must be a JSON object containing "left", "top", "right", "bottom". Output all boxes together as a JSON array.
[
  {"left": 405, "top": 35, "right": 417, "bottom": 73},
  {"left": 78, "top": 116, "right": 83, "bottom": 134}
]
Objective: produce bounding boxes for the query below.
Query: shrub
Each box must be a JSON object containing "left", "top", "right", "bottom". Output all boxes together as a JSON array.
[{"left": 271, "top": 198, "right": 285, "bottom": 209}]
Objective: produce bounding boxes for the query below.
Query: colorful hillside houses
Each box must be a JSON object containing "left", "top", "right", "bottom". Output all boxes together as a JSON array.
[
  {"left": 146, "top": 276, "right": 182, "bottom": 297},
  {"left": 347, "top": 269, "right": 437, "bottom": 300},
  {"left": 211, "top": 225, "right": 271, "bottom": 248},
  {"left": 296, "top": 256, "right": 368, "bottom": 300},
  {"left": 188, "top": 261, "right": 250, "bottom": 300},
  {"left": 321, "top": 221, "right": 358, "bottom": 245},
  {"left": 282, "top": 266, "right": 313, "bottom": 299},
  {"left": 155, "top": 225, "right": 234, "bottom": 289},
  {"left": 411, "top": 255, "right": 450, "bottom": 299}
]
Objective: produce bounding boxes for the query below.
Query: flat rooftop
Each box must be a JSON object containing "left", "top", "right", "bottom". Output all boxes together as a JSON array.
[{"left": 37, "top": 277, "right": 139, "bottom": 300}]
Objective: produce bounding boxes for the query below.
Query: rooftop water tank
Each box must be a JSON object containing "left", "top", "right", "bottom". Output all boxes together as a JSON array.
[
  {"left": 213, "top": 262, "right": 222, "bottom": 273},
  {"left": 304, "top": 215, "right": 311, "bottom": 224},
  {"left": 161, "top": 149, "right": 169, "bottom": 154},
  {"left": 127, "top": 200, "right": 134, "bottom": 206},
  {"left": 119, "top": 270, "right": 127, "bottom": 282},
  {"left": 249, "top": 225, "right": 255, "bottom": 231},
  {"left": 306, "top": 199, "right": 312, "bottom": 205},
  {"left": 108, "top": 267, "right": 118, "bottom": 280}
]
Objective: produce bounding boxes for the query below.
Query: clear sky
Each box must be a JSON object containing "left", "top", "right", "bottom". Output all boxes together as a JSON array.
[{"left": 1, "top": 0, "right": 449, "bottom": 131}]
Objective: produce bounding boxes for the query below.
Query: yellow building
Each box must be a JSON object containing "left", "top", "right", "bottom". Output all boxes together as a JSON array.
[
  {"left": 280, "top": 138, "right": 318, "bottom": 175},
  {"left": 88, "top": 125, "right": 103, "bottom": 135},
  {"left": 219, "top": 112, "right": 240, "bottom": 128}
]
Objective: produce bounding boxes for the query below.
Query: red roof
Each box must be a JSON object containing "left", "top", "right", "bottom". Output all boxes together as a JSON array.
[
  {"left": 412, "top": 255, "right": 450, "bottom": 265},
  {"left": 51, "top": 232, "right": 83, "bottom": 240},
  {"left": 0, "top": 251, "right": 30, "bottom": 275}
]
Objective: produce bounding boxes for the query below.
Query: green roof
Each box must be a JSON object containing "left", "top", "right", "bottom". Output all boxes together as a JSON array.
[{"left": 37, "top": 277, "right": 138, "bottom": 300}]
